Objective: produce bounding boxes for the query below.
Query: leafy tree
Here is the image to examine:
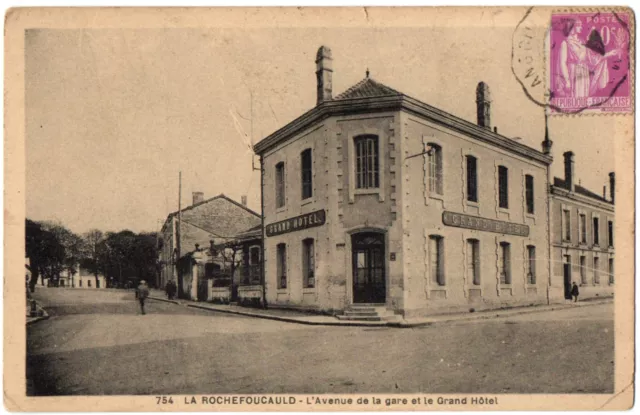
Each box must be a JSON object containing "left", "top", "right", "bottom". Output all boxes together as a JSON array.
[
  {"left": 82, "top": 229, "right": 104, "bottom": 287},
  {"left": 25, "top": 219, "right": 66, "bottom": 291}
]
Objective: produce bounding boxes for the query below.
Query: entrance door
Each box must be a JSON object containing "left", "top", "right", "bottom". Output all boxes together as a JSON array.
[
  {"left": 352, "top": 232, "right": 386, "bottom": 304},
  {"left": 563, "top": 263, "right": 572, "bottom": 300}
]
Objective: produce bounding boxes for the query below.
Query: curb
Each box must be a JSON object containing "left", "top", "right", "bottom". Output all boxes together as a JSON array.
[
  {"left": 152, "top": 296, "right": 613, "bottom": 328},
  {"left": 148, "top": 296, "right": 181, "bottom": 305},
  {"left": 186, "top": 304, "right": 389, "bottom": 327},
  {"left": 26, "top": 307, "right": 49, "bottom": 326},
  {"left": 391, "top": 298, "right": 614, "bottom": 328}
]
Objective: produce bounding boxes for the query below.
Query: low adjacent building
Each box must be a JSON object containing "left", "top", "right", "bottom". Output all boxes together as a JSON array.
[
  {"left": 158, "top": 193, "right": 261, "bottom": 301},
  {"left": 549, "top": 152, "right": 615, "bottom": 301},
  {"left": 74, "top": 267, "right": 107, "bottom": 289},
  {"left": 253, "top": 46, "right": 553, "bottom": 318}
]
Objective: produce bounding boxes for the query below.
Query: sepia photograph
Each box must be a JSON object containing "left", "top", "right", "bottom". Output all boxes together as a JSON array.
[{"left": 4, "top": 6, "right": 634, "bottom": 411}]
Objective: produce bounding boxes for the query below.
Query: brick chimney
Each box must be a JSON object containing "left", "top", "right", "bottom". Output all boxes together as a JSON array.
[
  {"left": 316, "top": 46, "right": 333, "bottom": 105},
  {"left": 563, "top": 152, "right": 575, "bottom": 192},
  {"left": 609, "top": 172, "right": 615, "bottom": 204},
  {"left": 541, "top": 114, "right": 553, "bottom": 155},
  {"left": 476, "top": 82, "right": 491, "bottom": 129},
  {"left": 192, "top": 191, "right": 204, "bottom": 205},
  {"left": 241, "top": 195, "right": 247, "bottom": 206}
]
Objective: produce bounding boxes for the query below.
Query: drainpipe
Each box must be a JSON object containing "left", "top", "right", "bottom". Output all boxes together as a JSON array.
[{"left": 260, "top": 154, "right": 268, "bottom": 309}]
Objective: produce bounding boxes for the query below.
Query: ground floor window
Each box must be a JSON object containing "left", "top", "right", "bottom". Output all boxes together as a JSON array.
[
  {"left": 302, "top": 238, "right": 315, "bottom": 288},
  {"left": 466, "top": 239, "right": 480, "bottom": 286},
  {"left": 79, "top": 279, "right": 82, "bottom": 287},
  {"left": 527, "top": 245, "right": 536, "bottom": 284},
  {"left": 429, "top": 235, "right": 445, "bottom": 286},
  {"left": 87, "top": 279, "right": 92, "bottom": 288},
  {"left": 593, "top": 257, "right": 600, "bottom": 284},
  {"left": 609, "top": 258, "right": 614, "bottom": 284},
  {"left": 580, "top": 256, "right": 587, "bottom": 284},
  {"left": 277, "top": 243, "right": 287, "bottom": 289},
  {"left": 249, "top": 246, "right": 261, "bottom": 285},
  {"left": 499, "top": 242, "right": 511, "bottom": 284}
]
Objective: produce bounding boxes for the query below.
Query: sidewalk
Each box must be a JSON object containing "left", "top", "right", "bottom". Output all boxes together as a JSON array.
[
  {"left": 26, "top": 300, "right": 49, "bottom": 326},
  {"left": 148, "top": 290, "right": 613, "bottom": 328}
]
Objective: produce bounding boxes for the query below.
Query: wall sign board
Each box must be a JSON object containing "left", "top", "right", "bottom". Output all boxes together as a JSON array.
[
  {"left": 266, "top": 209, "right": 326, "bottom": 237},
  {"left": 442, "top": 211, "right": 529, "bottom": 237}
]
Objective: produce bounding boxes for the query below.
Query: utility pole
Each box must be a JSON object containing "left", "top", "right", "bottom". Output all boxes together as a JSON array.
[{"left": 177, "top": 171, "right": 183, "bottom": 298}]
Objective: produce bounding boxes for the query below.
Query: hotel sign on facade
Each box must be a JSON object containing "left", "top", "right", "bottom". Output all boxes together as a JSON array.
[
  {"left": 266, "top": 209, "right": 326, "bottom": 237},
  {"left": 442, "top": 211, "right": 529, "bottom": 237}
]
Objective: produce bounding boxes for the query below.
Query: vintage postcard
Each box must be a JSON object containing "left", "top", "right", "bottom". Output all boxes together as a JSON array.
[{"left": 4, "top": 6, "right": 635, "bottom": 412}]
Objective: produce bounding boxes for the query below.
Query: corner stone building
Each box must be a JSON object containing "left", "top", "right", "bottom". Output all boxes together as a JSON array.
[{"left": 254, "top": 46, "right": 553, "bottom": 318}]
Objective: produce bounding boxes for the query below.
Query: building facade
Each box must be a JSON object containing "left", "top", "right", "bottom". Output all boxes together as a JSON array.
[
  {"left": 254, "top": 46, "right": 553, "bottom": 317},
  {"left": 158, "top": 193, "right": 261, "bottom": 300},
  {"left": 549, "top": 152, "right": 615, "bottom": 301},
  {"left": 74, "top": 267, "right": 107, "bottom": 289}
]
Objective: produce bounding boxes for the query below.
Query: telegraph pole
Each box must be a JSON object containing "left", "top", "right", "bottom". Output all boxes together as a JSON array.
[{"left": 177, "top": 171, "right": 183, "bottom": 298}]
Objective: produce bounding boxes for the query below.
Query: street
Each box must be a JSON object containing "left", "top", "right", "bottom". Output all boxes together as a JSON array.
[{"left": 27, "top": 288, "right": 614, "bottom": 395}]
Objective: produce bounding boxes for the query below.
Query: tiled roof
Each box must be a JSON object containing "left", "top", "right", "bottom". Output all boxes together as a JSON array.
[
  {"left": 162, "top": 194, "right": 261, "bottom": 239},
  {"left": 233, "top": 224, "right": 262, "bottom": 241},
  {"left": 334, "top": 77, "right": 402, "bottom": 100},
  {"left": 553, "top": 177, "right": 611, "bottom": 203}
]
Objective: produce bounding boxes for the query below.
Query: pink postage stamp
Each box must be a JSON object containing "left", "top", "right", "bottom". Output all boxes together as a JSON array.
[{"left": 549, "top": 11, "right": 632, "bottom": 114}]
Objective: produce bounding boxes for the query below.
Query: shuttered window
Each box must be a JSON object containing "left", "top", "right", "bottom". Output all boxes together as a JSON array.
[
  {"left": 429, "top": 235, "right": 445, "bottom": 286},
  {"left": 467, "top": 239, "right": 480, "bottom": 285},
  {"left": 499, "top": 242, "right": 511, "bottom": 284},
  {"left": 277, "top": 243, "right": 287, "bottom": 289}
]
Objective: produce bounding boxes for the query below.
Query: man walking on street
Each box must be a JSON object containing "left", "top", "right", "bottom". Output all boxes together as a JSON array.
[
  {"left": 571, "top": 282, "right": 580, "bottom": 303},
  {"left": 137, "top": 280, "right": 150, "bottom": 314}
]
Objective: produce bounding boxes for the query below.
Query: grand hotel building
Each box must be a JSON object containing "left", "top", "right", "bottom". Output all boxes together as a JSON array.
[{"left": 253, "top": 46, "right": 582, "bottom": 318}]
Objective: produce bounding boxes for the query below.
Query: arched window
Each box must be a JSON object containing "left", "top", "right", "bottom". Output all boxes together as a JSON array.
[
  {"left": 427, "top": 143, "right": 443, "bottom": 195},
  {"left": 354, "top": 135, "right": 379, "bottom": 189}
]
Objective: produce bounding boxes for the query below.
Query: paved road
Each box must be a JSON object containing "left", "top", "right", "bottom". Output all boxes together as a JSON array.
[{"left": 27, "top": 288, "right": 614, "bottom": 395}]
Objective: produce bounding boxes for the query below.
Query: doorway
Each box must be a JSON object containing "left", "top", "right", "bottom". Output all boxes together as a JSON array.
[
  {"left": 351, "top": 232, "right": 386, "bottom": 304},
  {"left": 563, "top": 255, "right": 572, "bottom": 300}
]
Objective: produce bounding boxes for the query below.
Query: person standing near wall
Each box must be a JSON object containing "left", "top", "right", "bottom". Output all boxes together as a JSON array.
[{"left": 571, "top": 282, "right": 580, "bottom": 303}]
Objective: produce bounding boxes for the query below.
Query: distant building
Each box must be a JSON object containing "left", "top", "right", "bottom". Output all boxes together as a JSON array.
[
  {"left": 74, "top": 267, "right": 107, "bottom": 289},
  {"left": 158, "top": 193, "right": 261, "bottom": 301},
  {"left": 550, "top": 152, "right": 615, "bottom": 301},
  {"left": 253, "top": 46, "right": 553, "bottom": 318}
]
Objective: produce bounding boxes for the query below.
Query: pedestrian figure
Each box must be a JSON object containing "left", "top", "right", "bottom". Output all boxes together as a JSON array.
[
  {"left": 137, "top": 280, "right": 150, "bottom": 314},
  {"left": 165, "top": 279, "right": 177, "bottom": 300},
  {"left": 571, "top": 282, "right": 580, "bottom": 303}
]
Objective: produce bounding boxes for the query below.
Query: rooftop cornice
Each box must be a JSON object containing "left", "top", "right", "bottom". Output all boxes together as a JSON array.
[
  {"left": 550, "top": 186, "right": 615, "bottom": 212},
  {"left": 254, "top": 95, "right": 552, "bottom": 165}
]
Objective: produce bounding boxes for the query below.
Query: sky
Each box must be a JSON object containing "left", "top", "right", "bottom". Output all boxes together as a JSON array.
[{"left": 25, "top": 13, "right": 617, "bottom": 234}]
